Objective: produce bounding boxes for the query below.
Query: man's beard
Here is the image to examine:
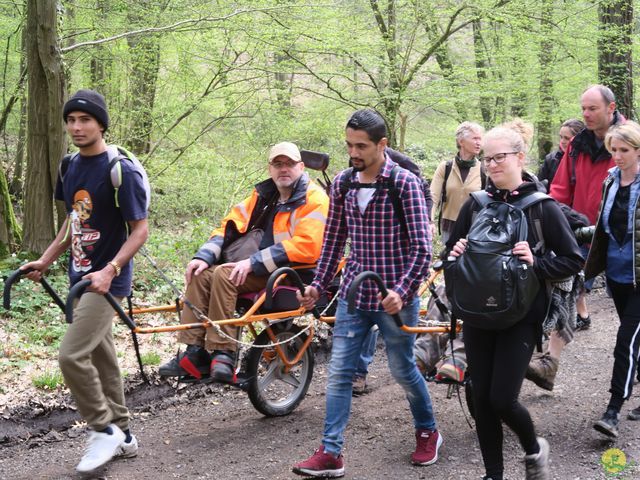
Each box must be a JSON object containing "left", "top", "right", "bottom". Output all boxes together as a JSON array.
[{"left": 351, "top": 158, "right": 365, "bottom": 172}]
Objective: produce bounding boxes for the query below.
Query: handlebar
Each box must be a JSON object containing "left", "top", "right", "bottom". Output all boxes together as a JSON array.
[
  {"left": 346, "top": 271, "right": 403, "bottom": 328},
  {"left": 265, "top": 267, "right": 320, "bottom": 319},
  {"left": 3, "top": 268, "right": 66, "bottom": 313},
  {"left": 65, "top": 279, "right": 136, "bottom": 330}
]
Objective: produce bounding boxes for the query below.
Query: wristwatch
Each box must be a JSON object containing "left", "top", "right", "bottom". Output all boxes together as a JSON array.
[{"left": 108, "top": 260, "right": 121, "bottom": 277}]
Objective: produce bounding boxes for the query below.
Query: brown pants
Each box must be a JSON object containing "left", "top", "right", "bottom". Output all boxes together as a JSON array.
[
  {"left": 58, "top": 292, "right": 129, "bottom": 432},
  {"left": 177, "top": 264, "right": 268, "bottom": 352}
]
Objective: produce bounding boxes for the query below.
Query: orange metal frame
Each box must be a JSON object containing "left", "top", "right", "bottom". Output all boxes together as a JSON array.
[{"left": 126, "top": 264, "right": 458, "bottom": 372}]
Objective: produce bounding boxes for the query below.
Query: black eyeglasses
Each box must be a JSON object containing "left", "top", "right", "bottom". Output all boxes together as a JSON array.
[{"left": 480, "top": 152, "right": 519, "bottom": 164}]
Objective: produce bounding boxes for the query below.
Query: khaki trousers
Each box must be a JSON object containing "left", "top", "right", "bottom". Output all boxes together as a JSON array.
[
  {"left": 58, "top": 292, "right": 129, "bottom": 432},
  {"left": 177, "top": 264, "right": 268, "bottom": 352}
]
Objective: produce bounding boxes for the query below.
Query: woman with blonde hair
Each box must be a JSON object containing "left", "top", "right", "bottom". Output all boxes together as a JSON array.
[
  {"left": 586, "top": 121, "right": 640, "bottom": 438},
  {"left": 430, "top": 121, "right": 485, "bottom": 243},
  {"left": 447, "top": 120, "right": 583, "bottom": 480}
]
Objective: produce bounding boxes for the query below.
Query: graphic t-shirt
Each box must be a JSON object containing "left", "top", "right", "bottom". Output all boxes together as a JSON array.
[{"left": 55, "top": 151, "right": 148, "bottom": 296}]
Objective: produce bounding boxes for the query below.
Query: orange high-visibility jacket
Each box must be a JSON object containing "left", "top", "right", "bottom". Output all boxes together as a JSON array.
[{"left": 194, "top": 172, "right": 329, "bottom": 276}]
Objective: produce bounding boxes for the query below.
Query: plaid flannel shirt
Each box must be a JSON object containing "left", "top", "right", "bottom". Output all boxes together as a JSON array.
[{"left": 311, "top": 157, "right": 432, "bottom": 311}]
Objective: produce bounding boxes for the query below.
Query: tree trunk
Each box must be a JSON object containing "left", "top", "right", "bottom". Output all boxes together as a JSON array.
[
  {"left": 598, "top": 0, "right": 634, "bottom": 119},
  {"left": 90, "top": 0, "right": 113, "bottom": 97},
  {"left": 473, "top": 19, "right": 492, "bottom": 125},
  {"left": 273, "top": 52, "right": 292, "bottom": 110},
  {"left": 536, "top": 0, "right": 556, "bottom": 162},
  {"left": 9, "top": 25, "right": 28, "bottom": 199},
  {"left": 9, "top": 92, "right": 27, "bottom": 199},
  {"left": 126, "top": 1, "right": 164, "bottom": 154},
  {"left": 0, "top": 168, "right": 22, "bottom": 257},
  {"left": 23, "top": 0, "right": 66, "bottom": 254}
]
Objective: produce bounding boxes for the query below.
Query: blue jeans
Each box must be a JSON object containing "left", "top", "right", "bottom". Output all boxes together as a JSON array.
[
  {"left": 322, "top": 298, "right": 437, "bottom": 455},
  {"left": 580, "top": 244, "right": 595, "bottom": 291},
  {"left": 354, "top": 326, "right": 378, "bottom": 378}
]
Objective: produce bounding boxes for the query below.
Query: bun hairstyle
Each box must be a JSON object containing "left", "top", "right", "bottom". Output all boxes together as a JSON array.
[{"left": 482, "top": 118, "right": 534, "bottom": 156}]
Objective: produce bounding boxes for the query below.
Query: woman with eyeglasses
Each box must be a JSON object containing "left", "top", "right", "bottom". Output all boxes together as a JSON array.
[
  {"left": 585, "top": 121, "right": 640, "bottom": 438},
  {"left": 446, "top": 120, "right": 583, "bottom": 480}
]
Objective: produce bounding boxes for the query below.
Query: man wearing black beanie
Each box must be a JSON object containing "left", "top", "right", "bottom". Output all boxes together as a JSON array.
[
  {"left": 63, "top": 89, "right": 110, "bottom": 132},
  {"left": 21, "top": 90, "right": 148, "bottom": 473}
]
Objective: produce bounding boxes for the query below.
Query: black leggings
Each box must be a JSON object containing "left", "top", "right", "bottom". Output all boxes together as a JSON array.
[
  {"left": 606, "top": 278, "right": 640, "bottom": 409},
  {"left": 464, "top": 319, "right": 539, "bottom": 478}
]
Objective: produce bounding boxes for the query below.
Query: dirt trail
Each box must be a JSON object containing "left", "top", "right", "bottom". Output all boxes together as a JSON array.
[{"left": 1, "top": 287, "right": 639, "bottom": 479}]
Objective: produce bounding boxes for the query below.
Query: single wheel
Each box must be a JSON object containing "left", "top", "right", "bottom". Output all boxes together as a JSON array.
[
  {"left": 465, "top": 377, "right": 475, "bottom": 420},
  {"left": 246, "top": 323, "right": 314, "bottom": 416}
]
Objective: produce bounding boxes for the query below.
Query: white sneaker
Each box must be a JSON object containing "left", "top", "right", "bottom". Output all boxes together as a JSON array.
[
  {"left": 115, "top": 434, "right": 138, "bottom": 458},
  {"left": 76, "top": 424, "right": 126, "bottom": 473}
]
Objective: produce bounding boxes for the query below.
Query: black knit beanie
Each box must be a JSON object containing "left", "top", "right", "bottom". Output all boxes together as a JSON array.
[{"left": 63, "top": 89, "right": 110, "bottom": 131}]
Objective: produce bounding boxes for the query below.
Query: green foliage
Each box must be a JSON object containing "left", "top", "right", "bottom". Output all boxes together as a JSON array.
[
  {"left": 0, "top": 1, "right": 637, "bottom": 353},
  {"left": 32, "top": 369, "right": 65, "bottom": 390},
  {"left": 140, "top": 351, "right": 161, "bottom": 366}
]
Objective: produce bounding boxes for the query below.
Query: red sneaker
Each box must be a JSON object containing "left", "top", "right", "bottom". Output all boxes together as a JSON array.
[
  {"left": 411, "top": 429, "right": 443, "bottom": 465},
  {"left": 292, "top": 445, "right": 345, "bottom": 478}
]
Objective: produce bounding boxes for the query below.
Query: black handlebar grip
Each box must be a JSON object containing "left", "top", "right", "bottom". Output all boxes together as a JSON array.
[
  {"left": 347, "top": 271, "right": 403, "bottom": 327},
  {"left": 65, "top": 280, "right": 92, "bottom": 324},
  {"left": 3, "top": 268, "right": 66, "bottom": 313},
  {"left": 65, "top": 279, "right": 136, "bottom": 330},
  {"left": 265, "top": 267, "right": 320, "bottom": 319},
  {"left": 3, "top": 268, "right": 27, "bottom": 310}
]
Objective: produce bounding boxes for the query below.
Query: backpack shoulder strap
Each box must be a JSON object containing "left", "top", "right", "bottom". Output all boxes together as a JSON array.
[
  {"left": 58, "top": 152, "right": 78, "bottom": 182},
  {"left": 442, "top": 160, "right": 453, "bottom": 204},
  {"left": 386, "top": 165, "right": 405, "bottom": 230},
  {"left": 569, "top": 147, "right": 579, "bottom": 186},
  {"left": 469, "top": 190, "right": 492, "bottom": 208},
  {"left": 338, "top": 167, "right": 355, "bottom": 197},
  {"left": 480, "top": 163, "right": 487, "bottom": 189},
  {"left": 106, "top": 145, "right": 129, "bottom": 208},
  {"left": 512, "top": 192, "right": 552, "bottom": 255},
  {"left": 469, "top": 191, "right": 493, "bottom": 224}
]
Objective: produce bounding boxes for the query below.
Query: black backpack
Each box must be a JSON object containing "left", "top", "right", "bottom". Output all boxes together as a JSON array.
[
  {"left": 338, "top": 147, "right": 432, "bottom": 230},
  {"left": 443, "top": 191, "right": 549, "bottom": 330}
]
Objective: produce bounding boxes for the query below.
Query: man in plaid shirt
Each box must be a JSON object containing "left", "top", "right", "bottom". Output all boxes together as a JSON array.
[{"left": 293, "top": 109, "right": 441, "bottom": 478}]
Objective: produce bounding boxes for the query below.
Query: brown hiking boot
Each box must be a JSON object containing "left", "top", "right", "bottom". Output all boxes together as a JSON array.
[{"left": 525, "top": 353, "right": 559, "bottom": 391}]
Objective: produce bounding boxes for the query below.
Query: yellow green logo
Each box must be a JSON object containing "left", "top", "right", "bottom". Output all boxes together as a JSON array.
[{"left": 601, "top": 448, "right": 627, "bottom": 474}]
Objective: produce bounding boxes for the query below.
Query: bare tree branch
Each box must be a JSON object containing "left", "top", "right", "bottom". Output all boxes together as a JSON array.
[{"left": 62, "top": 5, "right": 331, "bottom": 53}]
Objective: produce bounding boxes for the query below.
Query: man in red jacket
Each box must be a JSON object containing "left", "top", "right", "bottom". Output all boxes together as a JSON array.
[
  {"left": 527, "top": 85, "right": 624, "bottom": 391},
  {"left": 550, "top": 84, "right": 624, "bottom": 328}
]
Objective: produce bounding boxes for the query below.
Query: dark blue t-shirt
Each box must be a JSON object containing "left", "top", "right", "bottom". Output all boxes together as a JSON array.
[{"left": 54, "top": 151, "right": 148, "bottom": 296}]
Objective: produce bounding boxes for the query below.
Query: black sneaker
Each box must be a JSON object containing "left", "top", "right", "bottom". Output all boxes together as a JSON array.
[
  {"left": 575, "top": 314, "right": 591, "bottom": 331},
  {"left": 211, "top": 350, "right": 235, "bottom": 382},
  {"left": 158, "top": 345, "right": 211, "bottom": 379},
  {"left": 627, "top": 405, "right": 640, "bottom": 421},
  {"left": 593, "top": 408, "right": 619, "bottom": 437}
]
